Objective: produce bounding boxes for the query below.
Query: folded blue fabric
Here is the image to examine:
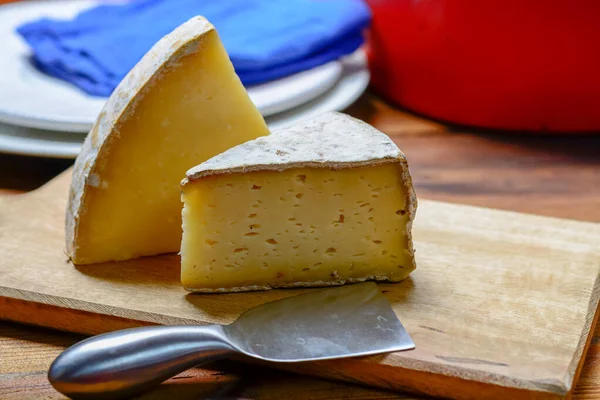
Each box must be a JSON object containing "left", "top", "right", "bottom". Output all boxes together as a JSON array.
[{"left": 17, "top": 0, "right": 370, "bottom": 97}]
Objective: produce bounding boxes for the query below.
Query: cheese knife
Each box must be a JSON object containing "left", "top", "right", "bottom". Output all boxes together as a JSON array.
[{"left": 48, "top": 282, "right": 414, "bottom": 399}]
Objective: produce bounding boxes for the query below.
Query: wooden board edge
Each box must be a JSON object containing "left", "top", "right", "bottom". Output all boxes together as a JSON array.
[
  {"left": 0, "top": 296, "right": 155, "bottom": 336},
  {"left": 563, "top": 273, "right": 600, "bottom": 399},
  {"left": 0, "top": 287, "right": 203, "bottom": 334},
  {"left": 420, "top": 199, "right": 600, "bottom": 232},
  {"left": 273, "top": 357, "right": 565, "bottom": 400}
]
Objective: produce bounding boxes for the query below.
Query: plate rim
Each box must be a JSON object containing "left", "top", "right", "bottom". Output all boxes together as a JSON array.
[{"left": 0, "top": 51, "right": 369, "bottom": 159}]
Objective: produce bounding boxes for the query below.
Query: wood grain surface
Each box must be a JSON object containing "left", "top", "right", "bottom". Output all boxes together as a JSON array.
[
  {"left": 3, "top": 166, "right": 600, "bottom": 399},
  {"left": 2, "top": 94, "right": 600, "bottom": 399}
]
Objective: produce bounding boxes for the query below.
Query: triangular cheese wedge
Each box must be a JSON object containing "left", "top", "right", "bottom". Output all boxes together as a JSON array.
[
  {"left": 180, "top": 112, "right": 417, "bottom": 292},
  {"left": 66, "top": 17, "right": 269, "bottom": 265}
]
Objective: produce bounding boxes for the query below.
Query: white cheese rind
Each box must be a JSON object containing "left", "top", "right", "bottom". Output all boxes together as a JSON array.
[
  {"left": 184, "top": 112, "right": 404, "bottom": 181},
  {"left": 65, "top": 17, "right": 213, "bottom": 258}
]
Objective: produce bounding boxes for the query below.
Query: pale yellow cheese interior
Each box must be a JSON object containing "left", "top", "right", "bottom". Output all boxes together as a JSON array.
[
  {"left": 73, "top": 29, "right": 269, "bottom": 264},
  {"left": 181, "top": 163, "right": 414, "bottom": 291}
]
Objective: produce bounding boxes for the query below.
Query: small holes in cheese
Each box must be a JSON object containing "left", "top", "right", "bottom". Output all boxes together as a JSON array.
[{"left": 183, "top": 164, "right": 413, "bottom": 289}]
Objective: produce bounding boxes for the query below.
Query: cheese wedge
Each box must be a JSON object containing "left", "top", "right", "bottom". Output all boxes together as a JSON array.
[
  {"left": 181, "top": 112, "right": 417, "bottom": 292},
  {"left": 66, "top": 17, "right": 269, "bottom": 265}
]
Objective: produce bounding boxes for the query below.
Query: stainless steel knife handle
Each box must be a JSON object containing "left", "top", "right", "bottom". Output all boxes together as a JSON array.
[{"left": 48, "top": 325, "right": 237, "bottom": 399}]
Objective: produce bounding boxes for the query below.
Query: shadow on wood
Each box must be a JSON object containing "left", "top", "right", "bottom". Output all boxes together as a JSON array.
[{"left": 74, "top": 254, "right": 181, "bottom": 285}]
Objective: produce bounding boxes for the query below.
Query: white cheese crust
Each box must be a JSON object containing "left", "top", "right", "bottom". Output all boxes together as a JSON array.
[
  {"left": 184, "top": 112, "right": 406, "bottom": 182},
  {"left": 65, "top": 17, "right": 213, "bottom": 258}
]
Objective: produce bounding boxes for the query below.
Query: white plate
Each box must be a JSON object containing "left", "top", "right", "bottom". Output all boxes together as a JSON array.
[
  {"left": 0, "top": 0, "right": 343, "bottom": 132},
  {"left": 0, "top": 50, "right": 369, "bottom": 159},
  {"left": 0, "top": 123, "right": 82, "bottom": 159}
]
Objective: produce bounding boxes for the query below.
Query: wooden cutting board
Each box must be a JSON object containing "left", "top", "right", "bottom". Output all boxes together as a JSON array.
[{"left": 1, "top": 170, "right": 600, "bottom": 400}]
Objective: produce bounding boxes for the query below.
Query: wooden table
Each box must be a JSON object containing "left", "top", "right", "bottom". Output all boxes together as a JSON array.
[{"left": 2, "top": 93, "right": 600, "bottom": 399}]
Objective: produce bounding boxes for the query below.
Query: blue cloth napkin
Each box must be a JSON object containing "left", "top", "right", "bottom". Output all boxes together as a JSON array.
[{"left": 17, "top": 0, "right": 370, "bottom": 97}]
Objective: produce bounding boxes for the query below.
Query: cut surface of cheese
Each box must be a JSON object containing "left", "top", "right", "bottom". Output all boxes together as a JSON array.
[
  {"left": 181, "top": 112, "right": 417, "bottom": 292},
  {"left": 66, "top": 17, "right": 269, "bottom": 265}
]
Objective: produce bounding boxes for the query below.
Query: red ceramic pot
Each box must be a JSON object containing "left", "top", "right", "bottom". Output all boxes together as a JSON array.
[{"left": 366, "top": 0, "right": 600, "bottom": 133}]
